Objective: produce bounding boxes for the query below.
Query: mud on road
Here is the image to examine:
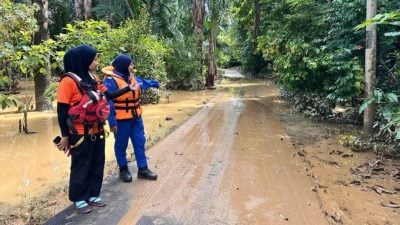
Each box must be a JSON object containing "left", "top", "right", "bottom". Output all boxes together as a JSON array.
[
  {"left": 118, "top": 79, "right": 400, "bottom": 225},
  {"left": 115, "top": 80, "right": 328, "bottom": 225},
  {"left": 13, "top": 78, "right": 400, "bottom": 225}
]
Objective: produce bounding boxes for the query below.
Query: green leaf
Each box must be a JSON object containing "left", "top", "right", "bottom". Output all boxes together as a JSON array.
[
  {"left": 39, "top": 67, "right": 46, "bottom": 74},
  {"left": 22, "top": 46, "right": 31, "bottom": 51},
  {"left": 384, "top": 32, "right": 400, "bottom": 37},
  {"left": 20, "top": 65, "right": 27, "bottom": 74},
  {"left": 374, "top": 89, "right": 383, "bottom": 103},
  {"left": 387, "top": 93, "right": 398, "bottom": 103},
  {"left": 359, "top": 97, "right": 374, "bottom": 114}
]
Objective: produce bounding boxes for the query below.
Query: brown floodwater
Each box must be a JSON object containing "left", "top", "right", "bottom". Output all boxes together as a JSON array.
[{"left": 0, "top": 88, "right": 218, "bottom": 205}]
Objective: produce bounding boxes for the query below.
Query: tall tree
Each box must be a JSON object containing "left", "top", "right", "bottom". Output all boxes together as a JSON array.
[
  {"left": 363, "top": 0, "right": 377, "bottom": 138},
  {"left": 252, "top": 0, "right": 260, "bottom": 51},
  {"left": 74, "top": 0, "right": 84, "bottom": 20},
  {"left": 192, "top": 0, "right": 205, "bottom": 79},
  {"left": 75, "top": 0, "right": 92, "bottom": 20},
  {"left": 205, "top": 0, "right": 227, "bottom": 87},
  {"left": 233, "top": 0, "right": 266, "bottom": 74},
  {"left": 205, "top": 0, "right": 217, "bottom": 87},
  {"left": 84, "top": 0, "right": 93, "bottom": 20},
  {"left": 32, "top": 0, "right": 51, "bottom": 111}
]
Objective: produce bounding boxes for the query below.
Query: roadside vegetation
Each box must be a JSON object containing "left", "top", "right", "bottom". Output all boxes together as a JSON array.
[
  {"left": 1, "top": 0, "right": 400, "bottom": 224},
  {"left": 1, "top": 0, "right": 400, "bottom": 151},
  {"left": 230, "top": 1, "right": 400, "bottom": 157}
]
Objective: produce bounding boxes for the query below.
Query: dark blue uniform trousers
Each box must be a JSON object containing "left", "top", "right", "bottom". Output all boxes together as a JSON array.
[{"left": 114, "top": 116, "right": 148, "bottom": 169}]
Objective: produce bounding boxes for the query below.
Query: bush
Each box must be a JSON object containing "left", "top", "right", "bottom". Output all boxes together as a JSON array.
[
  {"left": 164, "top": 36, "right": 203, "bottom": 90},
  {"left": 50, "top": 16, "right": 169, "bottom": 103}
]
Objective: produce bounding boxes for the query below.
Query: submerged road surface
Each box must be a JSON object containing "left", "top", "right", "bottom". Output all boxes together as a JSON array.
[{"left": 46, "top": 79, "right": 328, "bottom": 225}]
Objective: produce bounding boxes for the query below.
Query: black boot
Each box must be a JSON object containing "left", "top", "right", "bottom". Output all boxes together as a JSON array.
[
  {"left": 119, "top": 165, "right": 132, "bottom": 182},
  {"left": 138, "top": 167, "right": 158, "bottom": 180}
]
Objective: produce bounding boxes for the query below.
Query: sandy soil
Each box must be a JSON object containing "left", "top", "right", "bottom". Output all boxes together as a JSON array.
[{"left": 2, "top": 78, "right": 400, "bottom": 225}]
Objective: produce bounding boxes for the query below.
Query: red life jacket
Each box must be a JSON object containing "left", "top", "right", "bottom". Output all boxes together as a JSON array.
[{"left": 61, "top": 72, "right": 110, "bottom": 135}]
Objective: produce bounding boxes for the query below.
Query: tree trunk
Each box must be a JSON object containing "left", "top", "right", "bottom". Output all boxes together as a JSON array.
[
  {"left": 192, "top": 0, "right": 205, "bottom": 78},
  {"left": 252, "top": 0, "right": 261, "bottom": 51},
  {"left": 33, "top": 0, "right": 51, "bottom": 111},
  {"left": 206, "top": 28, "right": 217, "bottom": 87},
  {"left": 84, "top": 0, "right": 92, "bottom": 20},
  {"left": 206, "top": 0, "right": 217, "bottom": 87},
  {"left": 74, "top": 0, "right": 83, "bottom": 20},
  {"left": 363, "top": 0, "right": 377, "bottom": 138},
  {"left": 124, "top": 0, "right": 135, "bottom": 19},
  {"left": 192, "top": 0, "right": 205, "bottom": 51}
]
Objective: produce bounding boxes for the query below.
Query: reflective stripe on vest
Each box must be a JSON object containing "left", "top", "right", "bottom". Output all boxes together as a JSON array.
[{"left": 109, "top": 73, "right": 142, "bottom": 120}]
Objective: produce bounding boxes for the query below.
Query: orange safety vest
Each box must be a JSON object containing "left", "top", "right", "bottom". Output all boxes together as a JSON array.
[{"left": 103, "top": 66, "right": 143, "bottom": 120}]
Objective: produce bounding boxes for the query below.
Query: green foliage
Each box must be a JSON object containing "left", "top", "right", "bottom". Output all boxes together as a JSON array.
[
  {"left": 326, "top": 57, "right": 364, "bottom": 102},
  {"left": 256, "top": 0, "right": 329, "bottom": 90},
  {"left": 356, "top": 11, "right": 400, "bottom": 37},
  {"left": 232, "top": 0, "right": 267, "bottom": 74},
  {"left": 45, "top": 17, "right": 168, "bottom": 103},
  {"left": 43, "top": 81, "right": 58, "bottom": 103},
  {"left": 53, "top": 17, "right": 168, "bottom": 82},
  {"left": 0, "top": 0, "right": 39, "bottom": 108},
  {"left": 48, "top": 0, "right": 72, "bottom": 37},
  {"left": 164, "top": 36, "right": 203, "bottom": 89},
  {"left": 0, "top": 0, "right": 38, "bottom": 45},
  {"left": 93, "top": 0, "right": 136, "bottom": 26},
  {"left": 0, "top": 94, "right": 17, "bottom": 110},
  {"left": 236, "top": 0, "right": 400, "bottom": 102},
  {"left": 216, "top": 25, "right": 240, "bottom": 68},
  {"left": 359, "top": 89, "right": 400, "bottom": 140},
  {"left": 54, "top": 19, "right": 115, "bottom": 71}
]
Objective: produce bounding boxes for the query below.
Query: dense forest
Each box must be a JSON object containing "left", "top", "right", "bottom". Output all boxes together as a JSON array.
[{"left": 1, "top": 0, "right": 400, "bottom": 154}]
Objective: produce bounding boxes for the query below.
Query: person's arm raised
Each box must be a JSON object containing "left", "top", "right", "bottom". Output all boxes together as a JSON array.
[{"left": 102, "top": 82, "right": 139, "bottom": 99}]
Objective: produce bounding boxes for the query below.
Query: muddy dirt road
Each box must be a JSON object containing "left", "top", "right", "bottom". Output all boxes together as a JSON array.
[
  {"left": 46, "top": 79, "right": 330, "bottom": 225},
  {"left": 107, "top": 80, "right": 327, "bottom": 225},
  {"left": 117, "top": 80, "right": 328, "bottom": 225}
]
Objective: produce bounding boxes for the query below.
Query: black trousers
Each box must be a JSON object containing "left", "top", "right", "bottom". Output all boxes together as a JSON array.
[{"left": 69, "top": 133, "right": 105, "bottom": 202}]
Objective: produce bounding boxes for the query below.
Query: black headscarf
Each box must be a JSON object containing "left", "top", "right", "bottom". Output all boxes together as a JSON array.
[
  {"left": 112, "top": 54, "right": 132, "bottom": 82},
  {"left": 63, "top": 44, "right": 97, "bottom": 87}
]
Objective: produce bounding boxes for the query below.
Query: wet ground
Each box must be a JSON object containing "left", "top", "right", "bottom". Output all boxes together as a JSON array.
[
  {"left": 0, "top": 85, "right": 219, "bottom": 224},
  {"left": 45, "top": 79, "right": 328, "bottom": 225},
  {"left": 114, "top": 80, "right": 328, "bottom": 225},
  {"left": 2, "top": 74, "right": 400, "bottom": 225}
]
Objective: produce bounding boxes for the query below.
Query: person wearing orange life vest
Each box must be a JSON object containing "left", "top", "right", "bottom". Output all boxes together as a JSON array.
[
  {"left": 56, "top": 45, "right": 139, "bottom": 214},
  {"left": 102, "top": 54, "right": 159, "bottom": 182}
]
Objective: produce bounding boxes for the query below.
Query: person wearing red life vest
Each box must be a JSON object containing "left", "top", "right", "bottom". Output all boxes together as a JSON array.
[
  {"left": 56, "top": 45, "right": 139, "bottom": 214},
  {"left": 102, "top": 54, "right": 159, "bottom": 182}
]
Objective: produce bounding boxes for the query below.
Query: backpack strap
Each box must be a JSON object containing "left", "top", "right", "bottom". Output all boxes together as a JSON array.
[
  {"left": 61, "top": 72, "right": 99, "bottom": 103},
  {"left": 60, "top": 72, "right": 84, "bottom": 94}
]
